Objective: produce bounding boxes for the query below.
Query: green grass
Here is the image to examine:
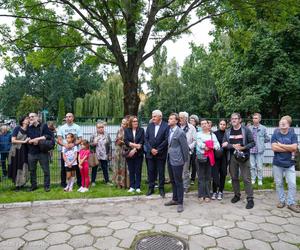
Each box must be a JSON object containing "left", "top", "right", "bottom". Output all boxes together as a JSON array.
[
  {"left": 0, "top": 149, "right": 299, "bottom": 203},
  {"left": 0, "top": 176, "right": 299, "bottom": 204}
]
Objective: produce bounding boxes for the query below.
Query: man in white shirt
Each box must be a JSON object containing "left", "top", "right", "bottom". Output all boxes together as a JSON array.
[{"left": 57, "top": 113, "right": 83, "bottom": 188}]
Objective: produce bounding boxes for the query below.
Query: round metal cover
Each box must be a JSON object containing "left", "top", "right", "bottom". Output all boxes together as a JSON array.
[{"left": 135, "top": 234, "right": 187, "bottom": 250}]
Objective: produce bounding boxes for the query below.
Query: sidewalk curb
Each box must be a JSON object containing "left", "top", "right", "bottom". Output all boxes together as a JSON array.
[{"left": 0, "top": 189, "right": 274, "bottom": 209}]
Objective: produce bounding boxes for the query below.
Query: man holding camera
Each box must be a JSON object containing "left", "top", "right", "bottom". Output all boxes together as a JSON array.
[{"left": 222, "top": 113, "right": 255, "bottom": 209}]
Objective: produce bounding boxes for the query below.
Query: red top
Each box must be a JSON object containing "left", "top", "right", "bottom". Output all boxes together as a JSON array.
[{"left": 204, "top": 140, "right": 215, "bottom": 166}]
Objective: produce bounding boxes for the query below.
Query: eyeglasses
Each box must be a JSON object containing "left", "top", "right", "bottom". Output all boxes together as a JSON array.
[{"left": 231, "top": 117, "right": 239, "bottom": 120}]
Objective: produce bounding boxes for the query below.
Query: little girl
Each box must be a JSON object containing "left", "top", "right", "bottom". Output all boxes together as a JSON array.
[
  {"left": 78, "top": 140, "right": 91, "bottom": 192},
  {"left": 62, "top": 133, "right": 78, "bottom": 192}
]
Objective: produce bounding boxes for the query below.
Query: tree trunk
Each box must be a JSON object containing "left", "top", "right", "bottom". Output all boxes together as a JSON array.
[{"left": 123, "top": 77, "right": 140, "bottom": 116}]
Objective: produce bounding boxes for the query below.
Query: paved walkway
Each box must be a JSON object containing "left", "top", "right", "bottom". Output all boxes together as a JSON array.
[{"left": 0, "top": 191, "right": 299, "bottom": 250}]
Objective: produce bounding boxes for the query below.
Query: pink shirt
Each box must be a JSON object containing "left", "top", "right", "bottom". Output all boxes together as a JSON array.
[{"left": 79, "top": 149, "right": 90, "bottom": 166}]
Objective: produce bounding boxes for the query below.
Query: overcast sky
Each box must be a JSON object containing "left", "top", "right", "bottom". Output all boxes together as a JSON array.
[{"left": 0, "top": 13, "right": 214, "bottom": 84}]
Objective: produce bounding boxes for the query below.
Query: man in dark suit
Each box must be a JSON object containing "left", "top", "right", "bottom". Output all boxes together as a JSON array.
[{"left": 145, "top": 110, "right": 169, "bottom": 197}]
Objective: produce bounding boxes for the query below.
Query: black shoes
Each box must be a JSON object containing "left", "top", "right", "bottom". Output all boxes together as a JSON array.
[
  {"left": 164, "top": 200, "right": 178, "bottom": 206},
  {"left": 159, "top": 189, "right": 165, "bottom": 198},
  {"left": 231, "top": 195, "right": 241, "bottom": 203},
  {"left": 28, "top": 186, "right": 38, "bottom": 192},
  {"left": 177, "top": 204, "right": 184, "bottom": 213},
  {"left": 146, "top": 189, "right": 154, "bottom": 196},
  {"left": 246, "top": 199, "right": 254, "bottom": 209}
]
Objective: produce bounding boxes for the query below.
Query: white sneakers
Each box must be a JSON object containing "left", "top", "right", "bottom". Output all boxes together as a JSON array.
[
  {"left": 252, "top": 179, "right": 263, "bottom": 185},
  {"left": 128, "top": 188, "right": 142, "bottom": 193},
  {"left": 128, "top": 187, "right": 135, "bottom": 193},
  {"left": 77, "top": 187, "right": 89, "bottom": 192}
]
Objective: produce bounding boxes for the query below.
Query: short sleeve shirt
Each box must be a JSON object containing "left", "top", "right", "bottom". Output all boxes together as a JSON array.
[
  {"left": 271, "top": 130, "right": 298, "bottom": 167},
  {"left": 57, "top": 123, "right": 82, "bottom": 150},
  {"left": 62, "top": 146, "right": 78, "bottom": 166}
]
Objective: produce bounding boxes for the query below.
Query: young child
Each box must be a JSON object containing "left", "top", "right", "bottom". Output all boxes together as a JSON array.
[
  {"left": 78, "top": 140, "right": 91, "bottom": 192},
  {"left": 62, "top": 133, "right": 78, "bottom": 192}
]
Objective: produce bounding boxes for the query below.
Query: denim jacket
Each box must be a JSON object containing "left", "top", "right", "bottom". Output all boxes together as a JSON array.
[{"left": 249, "top": 124, "right": 270, "bottom": 154}]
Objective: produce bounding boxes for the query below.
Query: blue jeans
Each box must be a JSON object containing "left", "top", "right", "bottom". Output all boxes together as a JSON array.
[
  {"left": 273, "top": 165, "right": 296, "bottom": 206},
  {"left": 196, "top": 159, "right": 211, "bottom": 198},
  {"left": 250, "top": 153, "right": 264, "bottom": 181}
]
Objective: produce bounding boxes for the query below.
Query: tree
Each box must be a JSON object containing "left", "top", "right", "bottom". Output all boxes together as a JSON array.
[
  {"left": 81, "top": 73, "right": 124, "bottom": 118},
  {"left": 181, "top": 44, "right": 220, "bottom": 117},
  {"left": 0, "top": 74, "right": 32, "bottom": 116},
  {"left": 74, "top": 97, "right": 83, "bottom": 117},
  {"left": 0, "top": 49, "right": 103, "bottom": 117},
  {"left": 16, "top": 95, "right": 42, "bottom": 118},
  {"left": 144, "top": 57, "right": 183, "bottom": 117},
  {"left": 212, "top": 10, "right": 300, "bottom": 118},
  {"left": 57, "top": 97, "right": 65, "bottom": 123},
  {"left": 0, "top": 0, "right": 253, "bottom": 115}
]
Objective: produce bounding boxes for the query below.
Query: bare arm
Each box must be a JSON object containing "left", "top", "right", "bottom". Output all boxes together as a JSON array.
[
  {"left": 75, "top": 137, "right": 82, "bottom": 146},
  {"left": 11, "top": 137, "right": 29, "bottom": 144},
  {"left": 272, "top": 143, "right": 289, "bottom": 152},
  {"left": 277, "top": 143, "right": 298, "bottom": 152}
]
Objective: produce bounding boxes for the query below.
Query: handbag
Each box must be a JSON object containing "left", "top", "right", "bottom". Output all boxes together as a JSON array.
[
  {"left": 196, "top": 154, "right": 209, "bottom": 163},
  {"left": 233, "top": 149, "right": 249, "bottom": 162},
  {"left": 88, "top": 152, "right": 99, "bottom": 167},
  {"left": 122, "top": 146, "right": 136, "bottom": 158},
  {"left": 214, "top": 147, "right": 223, "bottom": 159},
  {"left": 38, "top": 124, "right": 55, "bottom": 153}
]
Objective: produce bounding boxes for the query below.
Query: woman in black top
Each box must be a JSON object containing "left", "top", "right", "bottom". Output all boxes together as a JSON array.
[
  {"left": 212, "top": 119, "right": 228, "bottom": 200},
  {"left": 124, "top": 116, "right": 144, "bottom": 193},
  {"left": 8, "top": 116, "right": 30, "bottom": 191}
]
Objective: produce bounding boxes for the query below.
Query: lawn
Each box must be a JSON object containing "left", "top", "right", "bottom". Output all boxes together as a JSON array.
[
  {"left": 1, "top": 174, "right": 299, "bottom": 204},
  {"left": 0, "top": 149, "right": 299, "bottom": 203}
]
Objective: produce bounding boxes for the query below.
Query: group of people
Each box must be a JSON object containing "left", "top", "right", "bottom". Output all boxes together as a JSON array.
[{"left": 1, "top": 110, "right": 299, "bottom": 213}]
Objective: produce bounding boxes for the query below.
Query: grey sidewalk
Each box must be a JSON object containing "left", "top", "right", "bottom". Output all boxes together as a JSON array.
[{"left": 0, "top": 191, "right": 299, "bottom": 250}]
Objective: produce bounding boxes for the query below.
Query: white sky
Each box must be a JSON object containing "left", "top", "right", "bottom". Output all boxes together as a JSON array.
[{"left": 0, "top": 11, "right": 214, "bottom": 84}]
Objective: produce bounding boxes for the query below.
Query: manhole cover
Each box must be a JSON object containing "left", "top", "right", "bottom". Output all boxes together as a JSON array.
[{"left": 135, "top": 234, "right": 187, "bottom": 250}]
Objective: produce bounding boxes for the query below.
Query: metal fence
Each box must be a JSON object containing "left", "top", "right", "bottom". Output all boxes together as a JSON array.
[{"left": 0, "top": 124, "right": 299, "bottom": 189}]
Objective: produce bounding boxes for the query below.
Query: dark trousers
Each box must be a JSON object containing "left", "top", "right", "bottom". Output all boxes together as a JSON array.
[
  {"left": 168, "top": 162, "right": 184, "bottom": 204},
  {"left": 92, "top": 160, "right": 109, "bottom": 183},
  {"left": 60, "top": 153, "right": 66, "bottom": 187},
  {"left": 28, "top": 153, "right": 50, "bottom": 188},
  {"left": 127, "top": 156, "right": 143, "bottom": 189},
  {"left": 147, "top": 158, "right": 166, "bottom": 190},
  {"left": 196, "top": 159, "right": 211, "bottom": 198},
  {"left": 189, "top": 152, "right": 197, "bottom": 181},
  {"left": 61, "top": 153, "right": 81, "bottom": 187},
  {"left": 146, "top": 157, "right": 158, "bottom": 184},
  {"left": 230, "top": 156, "right": 253, "bottom": 200},
  {"left": 1, "top": 152, "right": 8, "bottom": 176},
  {"left": 212, "top": 154, "right": 227, "bottom": 193}
]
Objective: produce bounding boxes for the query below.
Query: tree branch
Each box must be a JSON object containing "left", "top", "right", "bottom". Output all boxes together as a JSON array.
[
  {"left": 142, "top": 9, "right": 232, "bottom": 63},
  {"left": 0, "top": 13, "right": 99, "bottom": 40},
  {"left": 59, "top": 0, "right": 112, "bottom": 48}
]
